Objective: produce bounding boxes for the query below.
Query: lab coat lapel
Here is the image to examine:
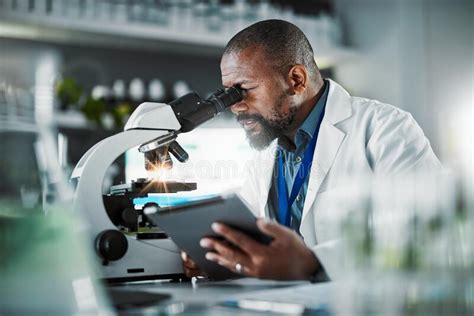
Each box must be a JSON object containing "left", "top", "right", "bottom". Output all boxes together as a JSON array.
[{"left": 301, "top": 80, "right": 352, "bottom": 225}]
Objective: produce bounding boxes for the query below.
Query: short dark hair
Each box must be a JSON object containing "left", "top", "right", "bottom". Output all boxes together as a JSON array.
[{"left": 224, "top": 19, "right": 319, "bottom": 78}]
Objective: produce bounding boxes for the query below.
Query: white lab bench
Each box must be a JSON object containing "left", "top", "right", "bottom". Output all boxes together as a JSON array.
[{"left": 109, "top": 278, "right": 333, "bottom": 315}]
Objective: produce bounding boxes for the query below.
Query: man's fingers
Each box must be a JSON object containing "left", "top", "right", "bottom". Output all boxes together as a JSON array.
[
  {"left": 201, "top": 238, "right": 251, "bottom": 267},
  {"left": 181, "top": 251, "right": 197, "bottom": 269},
  {"left": 181, "top": 252, "right": 207, "bottom": 277},
  {"left": 211, "top": 223, "right": 263, "bottom": 255},
  {"left": 183, "top": 266, "right": 205, "bottom": 278},
  {"left": 183, "top": 260, "right": 197, "bottom": 269},
  {"left": 256, "top": 218, "right": 292, "bottom": 238},
  {"left": 205, "top": 252, "right": 248, "bottom": 276}
]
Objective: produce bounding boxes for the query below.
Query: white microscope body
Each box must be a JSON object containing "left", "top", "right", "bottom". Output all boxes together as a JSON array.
[
  {"left": 71, "top": 88, "right": 242, "bottom": 282},
  {"left": 71, "top": 104, "right": 184, "bottom": 281}
]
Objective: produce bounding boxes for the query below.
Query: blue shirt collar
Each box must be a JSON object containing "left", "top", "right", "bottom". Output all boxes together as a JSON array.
[
  {"left": 279, "top": 80, "right": 329, "bottom": 152},
  {"left": 299, "top": 79, "right": 329, "bottom": 139}
]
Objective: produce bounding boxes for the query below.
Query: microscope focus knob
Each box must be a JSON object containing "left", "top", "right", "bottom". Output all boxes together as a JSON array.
[{"left": 95, "top": 230, "right": 128, "bottom": 262}]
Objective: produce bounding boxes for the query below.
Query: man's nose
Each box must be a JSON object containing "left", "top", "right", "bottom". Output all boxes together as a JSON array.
[{"left": 230, "top": 101, "right": 249, "bottom": 114}]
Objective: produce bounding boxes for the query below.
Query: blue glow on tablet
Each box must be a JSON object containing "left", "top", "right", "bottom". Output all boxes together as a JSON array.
[{"left": 134, "top": 194, "right": 219, "bottom": 208}]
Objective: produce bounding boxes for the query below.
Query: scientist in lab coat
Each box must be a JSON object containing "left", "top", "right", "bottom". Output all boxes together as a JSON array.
[{"left": 182, "top": 19, "right": 442, "bottom": 281}]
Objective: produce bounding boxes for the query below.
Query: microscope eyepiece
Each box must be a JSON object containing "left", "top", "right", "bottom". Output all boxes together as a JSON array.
[
  {"left": 206, "top": 87, "right": 242, "bottom": 113},
  {"left": 169, "top": 86, "right": 242, "bottom": 133}
]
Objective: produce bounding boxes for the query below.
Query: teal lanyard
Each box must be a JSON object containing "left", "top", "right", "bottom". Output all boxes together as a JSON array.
[{"left": 277, "top": 105, "right": 326, "bottom": 227}]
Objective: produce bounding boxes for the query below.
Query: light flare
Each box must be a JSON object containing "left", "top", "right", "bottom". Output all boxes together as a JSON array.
[{"left": 139, "top": 161, "right": 172, "bottom": 195}]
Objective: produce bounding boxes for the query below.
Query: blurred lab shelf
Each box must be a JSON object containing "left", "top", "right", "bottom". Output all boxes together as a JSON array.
[
  {"left": 0, "top": 12, "right": 355, "bottom": 68},
  {"left": 0, "top": 12, "right": 230, "bottom": 56},
  {"left": 54, "top": 110, "right": 93, "bottom": 130},
  {"left": 54, "top": 110, "right": 122, "bottom": 132}
]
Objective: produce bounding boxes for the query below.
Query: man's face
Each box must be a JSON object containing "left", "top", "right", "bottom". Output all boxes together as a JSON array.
[{"left": 221, "top": 48, "right": 296, "bottom": 150}]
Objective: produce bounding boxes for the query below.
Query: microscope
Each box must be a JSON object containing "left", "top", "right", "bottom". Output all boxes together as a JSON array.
[{"left": 71, "top": 87, "right": 242, "bottom": 282}]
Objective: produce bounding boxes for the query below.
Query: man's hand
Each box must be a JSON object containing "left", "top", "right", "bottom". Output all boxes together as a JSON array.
[
  {"left": 180, "top": 251, "right": 207, "bottom": 278},
  {"left": 199, "top": 219, "right": 320, "bottom": 280}
]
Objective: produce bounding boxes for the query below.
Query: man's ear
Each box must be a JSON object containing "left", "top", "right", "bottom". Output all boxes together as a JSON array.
[{"left": 287, "top": 65, "right": 308, "bottom": 95}]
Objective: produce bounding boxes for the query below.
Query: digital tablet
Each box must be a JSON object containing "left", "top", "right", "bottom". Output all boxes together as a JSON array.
[{"left": 145, "top": 194, "right": 273, "bottom": 280}]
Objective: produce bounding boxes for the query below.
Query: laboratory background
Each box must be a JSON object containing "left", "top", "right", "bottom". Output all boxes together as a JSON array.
[{"left": 0, "top": 0, "right": 473, "bottom": 315}]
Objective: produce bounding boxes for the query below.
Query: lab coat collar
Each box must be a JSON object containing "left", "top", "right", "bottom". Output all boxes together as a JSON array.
[{"left": 323, "top": 79, "right": 353, "bottom": 125}]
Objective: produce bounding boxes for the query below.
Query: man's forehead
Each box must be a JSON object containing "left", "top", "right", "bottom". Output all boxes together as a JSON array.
[
  {"left": 221, "top": 63, "right": 244, "bottom": 77},
  {"left": 221, "top": 53, "right": 246, "bottom": 73},
  {"left": 221, "top": 70, "right": 253, "bottom": 87},
  {"left": 221, "top": 61, "right": 253, "bottom": 86},
  {"left": 220, "top": 48, "right": 265, "bottom": 84}
]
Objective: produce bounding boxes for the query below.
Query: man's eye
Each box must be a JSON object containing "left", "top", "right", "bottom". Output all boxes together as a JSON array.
[
  {"left": 225, "top": 85, "right": 253, "bottom": 94},
  {"left": 224, "top": 86, "right": 246, "bottom": 92}
]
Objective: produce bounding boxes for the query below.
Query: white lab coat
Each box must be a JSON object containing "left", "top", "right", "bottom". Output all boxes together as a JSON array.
[{"left": 238, "top": 79, "right": 442, "bottom": 280}]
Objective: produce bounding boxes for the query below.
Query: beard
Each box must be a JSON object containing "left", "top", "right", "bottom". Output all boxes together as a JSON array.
[{"left": 237, "top": 106, "right": 297, "bottom": 150}]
